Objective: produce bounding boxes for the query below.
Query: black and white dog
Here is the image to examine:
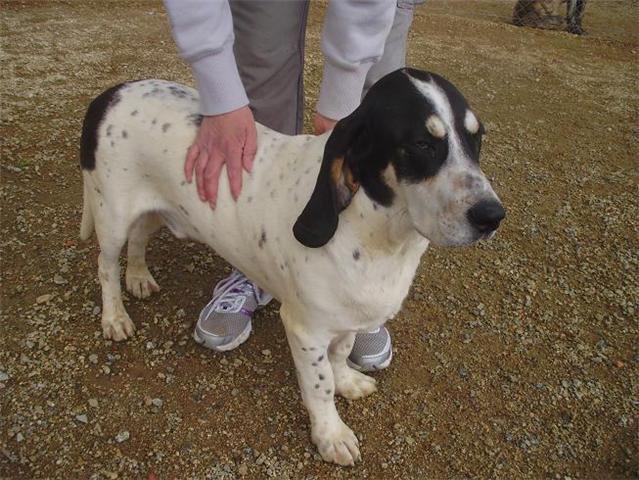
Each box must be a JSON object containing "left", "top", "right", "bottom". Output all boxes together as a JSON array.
[{"left": 79, "top": 68, "right": 505, "bottom": 466}]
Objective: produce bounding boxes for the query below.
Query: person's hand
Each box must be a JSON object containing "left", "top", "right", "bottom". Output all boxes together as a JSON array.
[
  {"left": 313, "top": 112, "right": 337, "bottom": 135},
  {"left": 185, "top": 106, "right": 257, "bottom": 209}
]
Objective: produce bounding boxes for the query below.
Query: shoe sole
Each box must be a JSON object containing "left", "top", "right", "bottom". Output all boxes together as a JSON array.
[
  {"left": 347, "top": 348, "right": 393, "bottom": 373},
  {"left": 192, "top": 321, "right": 252, "bottom": 352}
]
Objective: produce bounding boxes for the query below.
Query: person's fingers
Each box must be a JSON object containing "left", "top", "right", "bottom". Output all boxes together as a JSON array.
[
  {"left": 242, "top": 123, "right": 258, "bottom": 173},
  {"left": 185, "top": 143, "right": 199, "bottom": 183},
  {"left": 194, "top": 149, "right": 209, "bottom": 202},
  {"left": 204, "top": 155, "right": 224, "bottom": 208},
  {"left": 227, "top": 148, "right": 243, "bottom": 201}
]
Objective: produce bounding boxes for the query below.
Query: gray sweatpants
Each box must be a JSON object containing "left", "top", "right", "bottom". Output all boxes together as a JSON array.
[{"left": 230, "top": 1, "right": 417, "bottom": 135}]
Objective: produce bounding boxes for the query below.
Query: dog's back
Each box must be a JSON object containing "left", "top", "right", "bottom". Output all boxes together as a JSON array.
[{"left": 79, "top": 80, "right": 327, "bottom": 307}]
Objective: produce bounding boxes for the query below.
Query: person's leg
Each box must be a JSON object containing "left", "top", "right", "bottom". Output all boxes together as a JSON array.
[
  {"left": 194, "top": 1, "right": 309, "bottom": 352},
  {"left": 231, "top": 0, "right": 310, "bottom": 135},
  {"left": 350, "top": 0, "right": 418, "bottom": 371}
]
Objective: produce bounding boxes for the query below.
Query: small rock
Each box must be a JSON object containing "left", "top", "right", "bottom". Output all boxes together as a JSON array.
[
  {"left": 75, "top": 414, "right": 88, "bottom": 424},
  {"left": 0, "top": 371, "right": 9, "bottom": 382},
  {"left": 261, "top": 349, "right": 271, "bottom": 356},
  {"left": 151, "top": 398, "right": 163, "bottom": 408},
  {"left": 102, "top": 365, "right": 111, "bottom": 375},
  {"left": 15, "top": 433, "right": 24, "bottom": 443},
  {"left": 88, "top": 398, "right": 99, "bottom": 408},
  {"left": 88, "top": 354, "right": 98, "bottom": 364},
  {"left": 53, "top": 274, "right": 67, "bottom": 285},
  {"left": 115, "top": 431, "right": 130, "bottom": 443},
  {"left": 92, "top": 306, "right": 101, "bottom": 316},
  {"left": 36, "top": 294, "right": 53, "bottom": 304},
  {"left": 237, "top": 463, "right": 248, "bottom": 476}
]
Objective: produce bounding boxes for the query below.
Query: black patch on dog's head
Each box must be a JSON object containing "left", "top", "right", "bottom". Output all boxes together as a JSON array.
[
  {"left": 427, "top": 71, "right": 484, "bottom": 161},
  {"left": 80, "top": 82, "right": 127, "bottom": 170},
  {"left": 294, "top": 68, "right": 481, "bottom": 248}
]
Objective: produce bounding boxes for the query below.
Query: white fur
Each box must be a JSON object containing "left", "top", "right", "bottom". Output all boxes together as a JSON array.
[
  {"left": 464, "top": 109, "right": 480, "bottom": 134},
  {"left": 426, "top": 114, "right": 446, "bottom": 138},
  {"left": 81, "top": 76, "right": 498, "bottom": 466}
]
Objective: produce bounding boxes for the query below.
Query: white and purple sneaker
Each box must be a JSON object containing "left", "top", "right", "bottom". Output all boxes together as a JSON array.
[{"left": 193, "top": 270, "right": 272, "bottom": 352}]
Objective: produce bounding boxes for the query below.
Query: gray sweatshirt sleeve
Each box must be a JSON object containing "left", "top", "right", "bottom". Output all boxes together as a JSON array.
[
  {"left": 163, "top": 0, "right": 248, "bottom": 116},
  {"left": 317, "top": 0, "right": 397, "bottom": 120}
]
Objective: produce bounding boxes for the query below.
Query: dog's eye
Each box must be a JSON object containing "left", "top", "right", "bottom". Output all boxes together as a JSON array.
[{"left": 415, "top": 140, "right": 433, "bottom": 150}]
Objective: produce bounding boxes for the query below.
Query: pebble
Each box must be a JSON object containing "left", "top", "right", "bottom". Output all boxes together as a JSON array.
[
  {"left": 88, "top": 398, "right": 99, "bottom": 408},
  {"left": 115, "top": 431, "right": 130, "bottom": 443},
  {"left": 75, "top": 414, "right": 88, "bottom": 424},
  {"left": 151, "top": 398, "right": 163, "bottom": 408},
  {"left": 237, "top": 463, "right": 248, "bottom": 476},
  {"left": 0, "top": 371, "right": 9, "bottom": 382},
  {"left": 53, "top": 274, "right": 67, "bottom": 285},
  {"left": 261, "top": 349, "right": 271, "bottom": 356},
  {"left": 36, "top": 294, "right": 53, "bottom": 304},
  {"left": 16, "top": 433, "right": 24, "bottom": 443},
  {"left": 88, "top": 354, "right": 98, "bottom": 364}
]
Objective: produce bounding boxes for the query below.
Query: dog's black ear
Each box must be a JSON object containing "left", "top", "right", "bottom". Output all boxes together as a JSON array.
[{"left": 293, "top": 109, "right": 363, "bottom": 248}]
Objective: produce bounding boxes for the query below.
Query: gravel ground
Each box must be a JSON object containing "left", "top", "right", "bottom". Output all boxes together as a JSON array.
[{"left": 1, "top": 1, "right": 637, "bottom": 479}]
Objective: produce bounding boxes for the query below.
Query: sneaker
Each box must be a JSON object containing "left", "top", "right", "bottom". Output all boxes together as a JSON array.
[
  {"left": 347, "top": 326, "right": 393, "bottom": 372},
  {"left": 193, "top": 270, "right": 272, "bottom": 352}
]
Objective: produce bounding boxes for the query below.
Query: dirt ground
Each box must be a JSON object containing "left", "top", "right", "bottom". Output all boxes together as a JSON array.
[{"left": 1, "top": 1, "right": 637, "bottom": 479}]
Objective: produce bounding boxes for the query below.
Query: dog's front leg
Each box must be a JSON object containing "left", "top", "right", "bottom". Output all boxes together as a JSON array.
[
  {"left": 329, "top": 333, "right": 377, "bottom": 400},
  {"left": 280, "top": 308, "right": 361, "bottom": 466}
]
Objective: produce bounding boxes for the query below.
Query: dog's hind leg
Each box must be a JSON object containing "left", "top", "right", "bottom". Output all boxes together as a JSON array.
[
  {"left": 95, "top": 220, "right": 134, "bottom": 341},
  {"left": 125, "top": 213, "right": 163, "bottom": 299},
  {"left": 329, "top": 333, "right": 377, "bottom": 400}
]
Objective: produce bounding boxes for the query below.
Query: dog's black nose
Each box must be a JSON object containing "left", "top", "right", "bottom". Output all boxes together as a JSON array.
[{"left": 467, "top": 200, "right": 505, "bottom": 234}]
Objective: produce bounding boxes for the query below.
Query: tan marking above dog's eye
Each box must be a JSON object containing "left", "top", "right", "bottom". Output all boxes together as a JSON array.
[
  {"left": 464, "top": 110, "right": 479, "bottom": 134},
  {"left": 425, "top": 115, "right": 446, "bottom": 139}
]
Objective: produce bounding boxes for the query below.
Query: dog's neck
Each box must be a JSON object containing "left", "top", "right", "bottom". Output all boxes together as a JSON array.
[{"left": 341, "top": 189, "right": 427, "bottom": 257}]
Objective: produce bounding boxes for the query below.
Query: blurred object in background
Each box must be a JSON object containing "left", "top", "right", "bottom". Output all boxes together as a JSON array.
[{"left": 512, "top": 0, "right": 587, "bottom": 34}]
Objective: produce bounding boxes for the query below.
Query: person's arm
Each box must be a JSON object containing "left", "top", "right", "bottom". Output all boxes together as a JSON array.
[
  {"left": 314, "top": 0, "right": 397, "bottom": 131},
  {"left": 164, "top": 0, "right": 256, "bottom": 207}
]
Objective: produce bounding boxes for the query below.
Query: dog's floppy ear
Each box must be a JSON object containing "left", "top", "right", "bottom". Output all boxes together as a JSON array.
[{"left": 293, "top": 109, "right": 363, "bottom": 248}]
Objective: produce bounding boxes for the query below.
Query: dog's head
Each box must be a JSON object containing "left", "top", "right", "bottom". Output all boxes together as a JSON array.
[{"left": 294, "top": 68, "right": 505, "bottom": 248}]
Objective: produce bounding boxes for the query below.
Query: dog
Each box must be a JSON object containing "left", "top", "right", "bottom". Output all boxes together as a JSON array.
[{"left": 79, "top": 68, "right": 505, "bottom": 466}]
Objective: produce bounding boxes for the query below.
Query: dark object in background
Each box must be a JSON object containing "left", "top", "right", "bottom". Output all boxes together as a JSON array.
[
  {"left": 565, "top": 0, "right": 587, "bottom": 35},
  {"left": 512, "top": 0, "right": 587, "bottom": 35}
]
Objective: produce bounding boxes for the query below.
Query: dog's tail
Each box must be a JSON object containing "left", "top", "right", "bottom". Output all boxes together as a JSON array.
[{"left": 80, "top": 179, "right": 94, "bottom": 241}]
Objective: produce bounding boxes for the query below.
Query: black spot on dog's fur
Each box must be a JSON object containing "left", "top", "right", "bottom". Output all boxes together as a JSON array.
[
  {"left": 353, "top": 249, "right": 360, "bottom": 261},
  {"left": 186, "top": 113, "right": 203, "bottom": 127},
  {"left": 318, "top": 355, "right": 324, "bottom": 362},
  {"left": 318, "top": 374, "right": 325, "bottom": 381},
  {"left": 122, "top": 130, "right": 128, "bottom": 139},
  {"left": 162, "top": 123, "right": 171, "bottom": 133},
  {"left": 131, "top": 110, "right": 138, "bottom": 116},
  {"left": 80, "top": 82, "right": 126, "bottom": 170},
  {"left": 178, "top": 205, "right": 189, "bottom": 216},
  {"left": 258, "top": 229, "right": 266, "bottom": 248},
  {"left": 315, "top": 384, "right": 320, "bottom": 389}
]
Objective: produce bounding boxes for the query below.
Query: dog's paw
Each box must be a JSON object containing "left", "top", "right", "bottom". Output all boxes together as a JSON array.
[
  {"left": 102, "top": 309, "right": 135, "bottom": 341},
  {"left": 312, "top": 420, "right": 361, "bottom": 466},
  {"left": 125, "top": 265, "right": 160, "bottom": 299},
  {"left": 335, "top": 368, "right": 377, "bottom": 400}
]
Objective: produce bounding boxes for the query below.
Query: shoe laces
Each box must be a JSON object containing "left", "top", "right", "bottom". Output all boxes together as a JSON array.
[{"left": 211, "top": 270, "right": 269, "bottom": 312}]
